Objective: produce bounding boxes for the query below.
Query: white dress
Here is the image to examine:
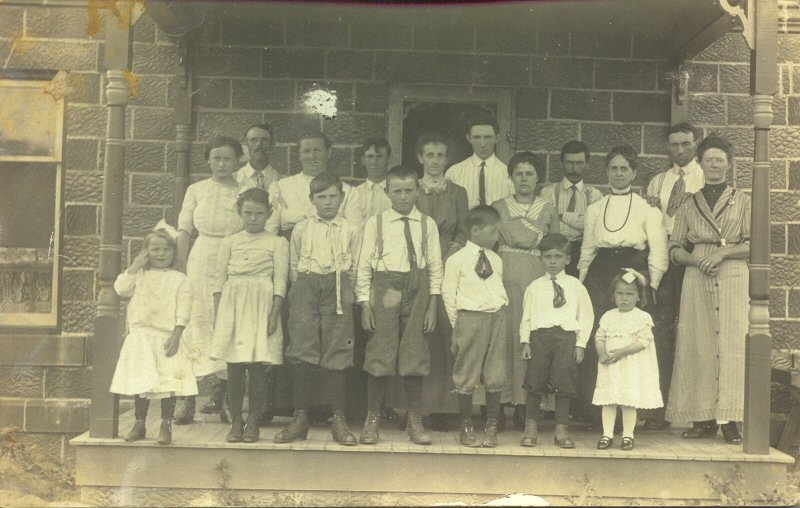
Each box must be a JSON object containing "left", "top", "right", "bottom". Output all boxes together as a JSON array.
[
  {"left": 592, "top": 307, "right": 663, "bottom": 409},
  {"left": 211, "top": 230, "right": 289, "bottom": 364},
  {"left": 177, "top": 178, "right": 243, "bottom": 376},
  {"left": 110, "top": 269, "right": 198, "bottom": 399}
]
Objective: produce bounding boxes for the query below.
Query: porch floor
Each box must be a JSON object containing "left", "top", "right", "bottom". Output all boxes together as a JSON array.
[{"left": 71, "top": 402, "right": 795, "bottom": 505}]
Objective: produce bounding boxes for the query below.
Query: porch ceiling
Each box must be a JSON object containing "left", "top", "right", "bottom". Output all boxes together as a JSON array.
[{"left": 146, "top": 0, "right": 738, "bottom": 62}]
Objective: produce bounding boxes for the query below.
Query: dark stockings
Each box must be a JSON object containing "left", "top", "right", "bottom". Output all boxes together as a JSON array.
[{"left": 227, "top": 363, "right": 266, "bottom": 418}]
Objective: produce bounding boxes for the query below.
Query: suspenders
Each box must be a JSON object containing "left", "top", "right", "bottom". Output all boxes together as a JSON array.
[{"left": 375, "top": 212, "right": 428, "bottom": 269}]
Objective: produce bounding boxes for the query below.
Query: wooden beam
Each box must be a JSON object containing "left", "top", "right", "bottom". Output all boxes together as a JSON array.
[
  {"left": 669, "top": 11, "right": 737, "bottom": 65},
  {"left": 743, "top": 0, "right": 778, "bottom": 456}
]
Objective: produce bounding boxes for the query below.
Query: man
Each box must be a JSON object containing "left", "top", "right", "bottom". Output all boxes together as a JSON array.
[
  {"left": 236, "top": 123, "right": 283, "bottom": 192},
  {"left": 642, "top": 122, "right": 704, "bottom": 430},
  {"left": 445, "top": 115, "right": 514, "bottom": 209},
  {"left": 539, "top": 141, "right": 603, "bottom": 277},
  {"left": 266, "top": 131, "right": 364, "bottom": 235},
  {"left": 352, "top": 137, "right": 392, "bottom": 221}
]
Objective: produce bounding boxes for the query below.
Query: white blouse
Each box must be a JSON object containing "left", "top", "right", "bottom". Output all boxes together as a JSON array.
[{"left": 114, "top": 269, "right": 193, "bottom": 332}]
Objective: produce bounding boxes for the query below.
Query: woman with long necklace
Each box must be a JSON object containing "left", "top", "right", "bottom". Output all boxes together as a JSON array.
[{"left": 576, "top": 145, "right": 668, "bottom": 429}]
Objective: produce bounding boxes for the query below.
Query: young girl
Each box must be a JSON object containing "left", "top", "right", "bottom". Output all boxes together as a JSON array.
[
  {"left": 110, "top": 221, "right": 197, "bottom": 446},
  {"left": 211, "top": 188, "right": 289, "bottom": 444},
  {"left": 592, "top": 269, "right": 663, "bottom": 451}
]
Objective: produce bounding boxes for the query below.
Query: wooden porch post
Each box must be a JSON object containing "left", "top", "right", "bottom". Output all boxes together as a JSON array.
[
  {"left": 89, "top": 10, "right": 136, "bottom": 438},
  {"left": 743, "top": 0, "right": 777, "bottom": 455},
  {"left": 172, "top": 38, "right": 193, "bottom": 218}
]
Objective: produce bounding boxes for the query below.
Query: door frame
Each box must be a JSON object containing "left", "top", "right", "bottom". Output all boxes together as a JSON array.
[{"left": 387, "top": 84, "right": 515, "bottom": 166}]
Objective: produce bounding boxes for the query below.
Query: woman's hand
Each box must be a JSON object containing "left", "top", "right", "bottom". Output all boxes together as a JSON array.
[
  {"left": 605, "top": 349, "right": 623, "bottom": 364},
  {"left": 698, "top": 251, "right": 724, "bottom": 276},
  {"left": 128, "top": 250, "right": 149, "bottom": 274},
  {"left": 522, "top": 343, "right": 532, "bottom": 360}
]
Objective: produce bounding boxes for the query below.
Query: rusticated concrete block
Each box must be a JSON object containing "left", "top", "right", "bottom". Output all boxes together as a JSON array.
[
  {"left": 222, "top": 19, "right": 283, "bottom": 46},
  {"left": 774, "top": 191, "right": 800, "bottom": 222},
  {"left": 25, "top": 398, "right": 90, "bottom": 433},
  {"left": 375, "top": 51, "right": 471, "bottom": 84},
  {"left": 772, "top": 254, "right": 800, "bottom": 288},
  {"left": 7, "top": 40, "right": 97, "bottom": 71},
  {"left": 719, "top": 64, "right": 749, "bottom": 94},
  {"left": 778, "top": 35, "right": 800, "bottom": 64},
  {"left": 516, "top": 88, "right": 548, "bottom": 120},
  {"left": 322, "top": 114, "right": 385, "bottom": 145},
  {"left": 125, "top": 141, "right": 166, "bottom": 173},
  {"left": 550, "top": 90, "right": 610, "bottom": 121},
  {"left": 537, "top": 31, "right": 569, "bottom": 56},
  {"left": 66, "top": 105, "right": 106, "bottom": 138},
  {"left": 355, "top": 83, "right": 388, "bottom": 113},
  {"left": 63, "top": 269, "right": 95, "bottom": 302},
  {"left": 788, "top": 97, "right": 800, "bottom": 125},
  {"left": 62, "top": 301, "right": 96, "bottom": 334},
  {"left": 298, "top": 81, "right": 354, "bottom": 113},
  {"left": 688, "top": 94, "right": 725, "bottom": 125},
  {"left": 516, "top": 119, "right": 578, "bottom": 152},
  {"left": 772, "top": 320, "right": 800, "bottom": 350},
  {"left": 62, "top": 236, "right": 100, "bottom": 269},
  {"left": 632, "top": 35, "right": 670, "bottom": 60},
  {"left": 772, "top": 224, "right": 787, "bottom": 255},
  {"left": 133, "top": 13, "right": 156, "bottom": 43},
  {"left": 194, "top": 46, "right": 262, "bottom": 78},
  {"left": 352, "top": 22, "right": 412, "bottom": 50},
  {"left": 65, "top": 171, "right": 102, "bottom": 203},
  {"left": 570, "top": 32, "right": 631, "bottom": 58},
  {"left": 65, "top": 139, "right": 99, "bottom": 172},
  {"left": 326, "top": 50, "right": 374, "bottom": 81},
  {"left": 45, "top": 367, "right": 92, "bottom": 399},
  {"left": 197, "top": 112, "right": 263, "bottom": 141},
  {"left": 0, "top": 366, "right": 44, "bottom": 397},
  {"left": 642, "top": 125, "right": 669, "bottom": 155},
  {"left": 130, "top": 42, "right": 179, "bottom": 75},
  {"left": 126, "top": 74, "right": 167, "bottom": 107},
  {"left": 0, "top": 334, "right": 86, "bottom": 367},
  {"left": 0, "top": 398, "right": 25, "bottom": 429},
  {"left": 595, "top": 61, "right": 658, "bottom": 91},
  {"left": 232, "top": 79, "right": 295, "bottom": 111},
  {"left": 0, "top": 6, "right": 23, "bottom": 37},
  {"left": 286, "top": 19, "right": 350, "bottom": 47},
  {"left": 581, "top": 124, "right": 641, "bottom": 153},
  {"left": 771, "top": 288, "right": 787, "bottom": 319},
  {"left": 328, "top": 147, "right": 355, "bottom": 178},
  {"left": 122, "top": 206, "right": 165, "bottom": 237},
  {"left": 266, "top": 113, "right": 321, "bottom": 144},
  {"left": 130, "top": 173, "right": 174, "bottom": 206},
  {"left": 613, "top": 92, "right": 669, "bottom": 123},
  {"left": 188, "top": 77, "right": 230, "bottom": 109},
  {"left": 789, "top": 288, "right": 800, "bottom": 318},
  {"left": 531, "top": 57, "right": 593, "bottom": 89},
  {"left": 413, "top": 16, "right": 472, "bottom": 52},
  {"left": 66, "top": 72, "right": 101, "bottom": 104},
  {"left": 683, "top": 63, "right": 718, "bottom": 93},
  {"left": 694, "top": 33, "right": 749, "bottom": 63},
  {"left": 475, "top": 22, "right": 536, "bottom": 54},
  {"left": 770, "top": 128, "right": 800, "bottom": 158},
  {"left": 790, "top": 161, "right": 800, "bottom": 190},
  {"left": 26, "top": 7, "right": 92, "bottom": 40},
  {"left": 734, "top": 159, "right": 786, "bottom": 190},
  {"left": 263, "top": 47, "right": 325, "bottom": 79},
  {"left": 132, "top": 108, "right": 175, "bottom": 141},
  {"left": 471, "top": 54, "right": 530, "bottom": 86},
  {"left": 634, "top": 156, "right": 670, "bottom": 187},
  {"left": 64, "top": 205, "right": 97, "bottom": 236}
]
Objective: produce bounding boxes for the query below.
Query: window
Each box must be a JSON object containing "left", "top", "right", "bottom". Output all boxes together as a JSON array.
[{"left": 0, "top": 79, "right": 64, "bottom": 328}]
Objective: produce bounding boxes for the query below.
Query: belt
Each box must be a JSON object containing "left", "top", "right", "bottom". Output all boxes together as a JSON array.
[{"left": 498, "top": 245, "right": 541, "bottom": 257}]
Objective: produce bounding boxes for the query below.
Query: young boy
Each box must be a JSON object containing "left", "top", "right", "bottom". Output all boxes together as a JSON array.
[
  {"left": 275, "top": 174, "right": 362, "bottom": 446},
  {"left": 519, "top": 233, "right": 594, "bottom": 448},
  {"left": 441, "top": 205, "right": 508, "bottom": 448},
  {"left": 356, "top": 165, "right": 443, "bottom": 446}
]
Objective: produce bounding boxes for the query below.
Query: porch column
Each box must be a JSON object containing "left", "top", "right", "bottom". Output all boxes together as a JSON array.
[
  {"left": 89, "top": 10, "right": 136, "bottom": 438},
  {"left": 744, "top": 0, "right": 777, "bottom": 455},
  {"left": 172, "top": 38, "right": 193, "bottom": 217}
]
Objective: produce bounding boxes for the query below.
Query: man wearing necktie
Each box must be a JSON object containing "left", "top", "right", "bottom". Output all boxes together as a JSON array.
[
  {"left": 236, "top": 123, "right": 284, "bottom": 193},
  {"left": 352, "top": 137, "right": 392, "bottom": 222},
  {"left": 643, "top": 123, "right": 704, "bottom": 431},
  {"left": 445, "top": 114, "right": 514, "bottom": 210}
]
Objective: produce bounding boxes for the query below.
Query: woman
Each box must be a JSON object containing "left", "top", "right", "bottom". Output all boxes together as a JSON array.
[
  {"left": 492, "top": 151, "right": 559, "bottom": 429},
  {"left": 387, "top": 134, "right": 469, "bottom": 429},
  {"left": 174, "top": 136, "right": 245, "bottom": 424},
  {"left": 577, "top": 145, "right": 668, "bottom": 428},
  {"left": 666, "top": 135, "right": 749, "bottom": 444}
]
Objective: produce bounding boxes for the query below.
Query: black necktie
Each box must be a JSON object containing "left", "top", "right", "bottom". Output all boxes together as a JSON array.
[
  {"left": 479, "top": 161, "right": 486, "bottom": 206},
  {"left": 566, "top": 184, "right": 577, "bottom": 213},
  {"left": 552, "top": 275, "right": 566, "bottom": 309},
  {"left": 475, "top": 249, "right": 493, "bottom": 279},
  {"left": 400, "top": 217, "right": 416, "bottom": 268}
]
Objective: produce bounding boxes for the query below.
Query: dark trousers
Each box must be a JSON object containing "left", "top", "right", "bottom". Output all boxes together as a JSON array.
[{"left": 565, "top": 238, "right": 582, "bottom": 278}]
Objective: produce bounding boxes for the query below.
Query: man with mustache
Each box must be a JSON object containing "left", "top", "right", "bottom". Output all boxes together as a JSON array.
[{"left": 237, "top": 122, "right": 284, "bottom": 192}]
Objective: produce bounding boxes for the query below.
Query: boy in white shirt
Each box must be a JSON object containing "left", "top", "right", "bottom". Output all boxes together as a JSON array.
[
  {"left": 442, "top": 205, "right": 508, "bottom": 448},
  {"left": 519, "top": 233, "right": 594, "bottom": 448}
]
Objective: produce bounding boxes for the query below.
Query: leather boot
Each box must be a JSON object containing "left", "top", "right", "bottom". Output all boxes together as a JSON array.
[
  {"left": 520, "top": 419, "right": 538, "bottom": 447},
  {"left": 721, "top": 422, "right": 742, "bottom": 444},
  {"left": 554, "top": 423, "right": 575, "bottom": 449},
  {"left": 242, "top": 414, "right": 260, "bottom": 443},
  {"left": 157, "top": 419, "right": 172, "bottom": 445},
  {"left": 459, "top": 417, "right": 480, "bottom": 447},
  {"left": 406, "top": 411, "right": 432, "bottom": 445},
  {"left": 227, "top": 415, "right": 245, "bottom": 443},
  {"left": 482, "top": 417, "right": 498, "bottom": 448},
  {"left": 331, "top": 412, "right": 357, "bottom": 446},
  {"left": 681, "top": 420, "right": 719, "bottom": 439},
  {"left": 200, "top": 380, "right": 225, "bottom": 414},
  {"left": 124, "top": 420, "right": 146, "bottom": 442},
  {"left": 274, "top": 409, "right": 309, "bottom": 443},
  {"left": 174, "top": 396, "right": 196, "bottom": 425},
  {"left": 359, "top": 411, "right": 381, "bottom": 445}
]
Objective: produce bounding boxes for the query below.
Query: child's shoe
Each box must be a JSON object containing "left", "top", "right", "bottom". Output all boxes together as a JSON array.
[
  {"left": 359, "top": 411, "right": 381, "bottom": 445},
  {"left": 596, "top": 436, "right": 613, "bottom": 450},
  {"left": 242, "top": 414, "right": 260, "bottom": 443},
  {"left": 459, "top": 417, "right": 480, "bottom": 448},
  {"left": 157, "top": 419, "right": 172, "bottom": 445},
  {"left": 520, "top": 419, "right": 538, "bottom": 447},
  {"left": 227, "top": 415, "right": 245, "bottom": 443},
  {"left": 174, "top": 396, "right": 196, "bottom": 425},
  {"left": 274, "top": 409, "right": 309, "bottom": 443},
  {"left": 124, "top": 420, "right": 146, "bottom": 442},
  {"left": 406, "top": 411, "right": 432, "bottom": 445},
  {"left": 482, "top": 417, "right": 498, "bottom": 448},
  {"left": 621, "top": 436, "right": 635, "bottom": 450},
  {"left": 554, "top": 423, "right": 575, "bottom": 449},
  {"left": 331, "top": 412, "right": 357, "bottom": 446},
  {"left": 513, "top": 405, "right": 526, "bottom": 430}
]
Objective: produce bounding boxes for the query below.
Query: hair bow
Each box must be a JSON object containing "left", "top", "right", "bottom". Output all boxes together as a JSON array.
[
  {"left": 621, "top": 267, "right": 646, "bottom": 286},
  {"left": 153, "top": 219, "right": 180, "bottom": 242}
]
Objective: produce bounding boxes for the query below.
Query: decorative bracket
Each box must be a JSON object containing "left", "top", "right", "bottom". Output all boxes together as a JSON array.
[{"left": 719, "top": 0, "right": 754, "bottom": 49}]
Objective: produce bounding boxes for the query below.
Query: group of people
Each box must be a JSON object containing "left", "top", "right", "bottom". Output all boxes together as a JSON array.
[{"left": 109, "top": 116, "right": 751, "bottom": 452}]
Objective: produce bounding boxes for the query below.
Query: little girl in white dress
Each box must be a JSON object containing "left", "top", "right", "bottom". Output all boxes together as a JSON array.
[
  {"left": 110, "top": 221, "right": 198, "bottom": 445},
  {"left": 592, "top": 268, "right": 662, "bottom": 451}
]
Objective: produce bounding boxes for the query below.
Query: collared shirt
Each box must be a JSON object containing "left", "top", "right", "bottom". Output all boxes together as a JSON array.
[
  {"left": 445, "top": 153, "right": 515, "bottom": 209},
  {"left": 646, "top": 159, "right": 705, "bottom": 235},
  {"left": 441, "top": 241, "right": 508, "bottom": 327},
  {"left": 266, "top": 172, "right": 365, "bottom": 234},
  {"left": 290, "top": 213, "right": 362, "bottom": 281},
  {"left": 539, "top": 178, "right": 603, "bottom": 241},
  {"left": 519, "top": 270, "right": 594, "bottom": 348},
  {"left": 355, "top": 207, "right": 443, "bottom": 302},
  {"left": 351, "top": 178, "right": 391, "bottom": 221},
  {"left": 578, "top": 188, "right": 669, "bottom": 289},
  {"left": 235, "top": 162, "right": 283, "bottom": 193}
]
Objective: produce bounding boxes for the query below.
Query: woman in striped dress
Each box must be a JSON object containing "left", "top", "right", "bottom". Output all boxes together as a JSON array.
[
  {"left": 492, "top": 151, "right": 559, "bottom": 428},
  {"left": 665, "top": 135, "right": 750, "bottom": 444}
]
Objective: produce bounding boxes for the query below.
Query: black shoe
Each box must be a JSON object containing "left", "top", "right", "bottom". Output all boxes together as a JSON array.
[
  {"left": 621, "top": 436, "right": 635, "bottom": 451},
  {"left": 359, "top": 411, "right": 381, "bottom": 445},
  {"left": 681, "top": 421, "right": 719, "bottom": 439},
  {"left": 227, "top": 416, "right": 245, "bottom": 443},
  {"left": 331, "top": 412, "right": 357, "bottom": 446},
  {"left": 596, "top": 436, "right": 613, "bottom": 450},
  {"left": 482, "top": 417, "right": 498, "bottom": 448},
  {"left": 242, "top": 414, "right": 260, "bottom": 443},
  {"left": 520, "top": 419, "right": 538, "bottom": 447},
  {"left": 721, "top": 422, "right": 742, "bottom": 444},
  {"left": 274, "top": 410, "right": 309, "bottom": 444},
  {"left": 124, "top": 420, "right": 146, "bottom": 442},
  {"left": 157, "top": 419, "right": 172, "bottom": 445},
  {"left": 554, "top": 424, "right": 575, "bottom": 449},
  {"left": 174, "top": 396, "right": 196, "bottom": 425},
  {"left": 459, "top": 417, "right": 480, "bottom": 448},
  {"left": 200, "top": 380, "right": 225, "bottom": 415}
]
